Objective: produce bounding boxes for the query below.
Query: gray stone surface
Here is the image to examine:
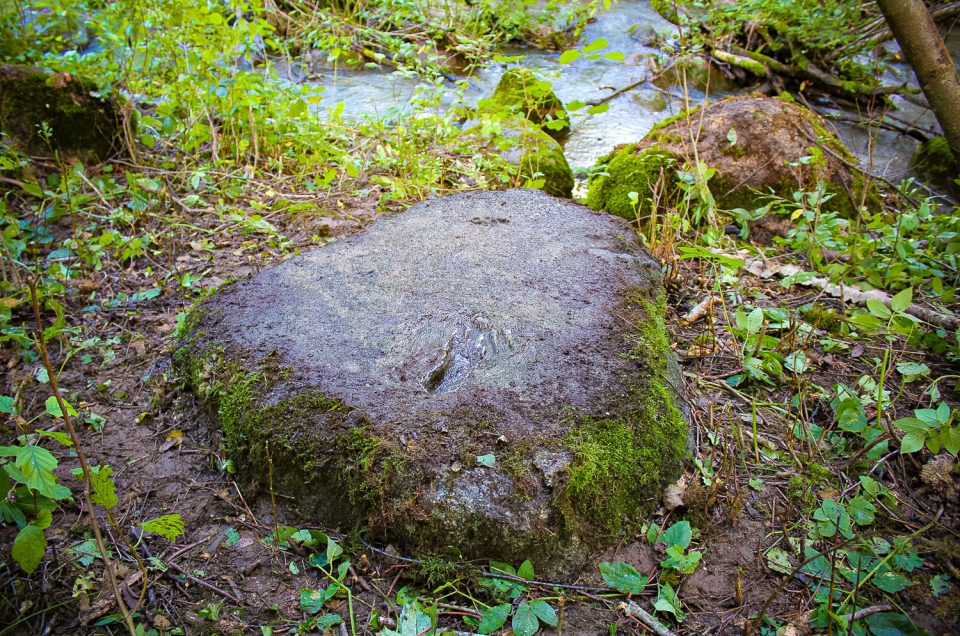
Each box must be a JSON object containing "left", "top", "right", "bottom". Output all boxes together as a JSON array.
[{"left": 178, "top": 189, "right": 686, "bottom": 575}]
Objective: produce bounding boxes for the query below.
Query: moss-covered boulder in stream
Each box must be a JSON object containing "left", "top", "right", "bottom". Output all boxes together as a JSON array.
[
  {"left": 587, "top": 95, "right": 879, "bottom": 222},
  {"left": 473, "top": 69, "right": 574, "bottom": 197},
  {"left": 0, "top": 64, "right": 126, "bottom": 160},
  {"left": 175, "top": 189, "right": 687, "bottom": 577},
  {"left": 492, "top": 115, "right": 574, "bottom": 198},
  {"left": 488, "top": 68, "right": 569, "bottom": 141}
]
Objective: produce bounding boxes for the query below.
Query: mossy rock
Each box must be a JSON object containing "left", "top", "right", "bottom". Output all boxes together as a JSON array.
[
  {"left": 586, "top": 145, "right": 682, "bottom": 222},
  {"left": 912, "top": 136, "right": 959, "bottom": 196},
  {"left": 175, "top": 189, "right": 687, "bottom": 577},
  {"left": 0, "top": 64, "right": 126, "bottom": 160},
  {"left": 488, "top": 68, "right": 568, "bottom": 141},
  {"left": 588, "top": 96, "right": 879, "bottom": 222},
  {"left": 496, "top": 115, "right": 574, "bottom": 198},
  {"left": 463, "top": 112, "right": 573, "bottom": 198}
]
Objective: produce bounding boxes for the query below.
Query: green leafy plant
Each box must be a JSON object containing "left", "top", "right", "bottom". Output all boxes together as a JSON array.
[
  {"left": 475, "top": 560, "right": 558, "bottom": 635},
  {"left": 894, "top": 402, "right": 960, "bottom": 457}
]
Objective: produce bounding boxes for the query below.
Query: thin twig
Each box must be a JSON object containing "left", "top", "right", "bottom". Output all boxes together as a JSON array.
[
  {"left": 620, "top": 600, "right": 677, "bottom": 636},
  {"left": 30, "top": 281, "right": 137, "bottom": 636}
]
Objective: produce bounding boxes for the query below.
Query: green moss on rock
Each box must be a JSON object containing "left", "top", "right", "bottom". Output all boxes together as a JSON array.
[
  {"left": 176, "top": 346, "right": 406, "bottom": 528},
  {"left": 516, "top": 121, "right": 574, "bottom": 198},
  {"left": 470, "top": 114, "right": 573, "bottom": 198},
  {"left": 0, "top": 63, "right": 127, "bottom": 160},
  {"left": 588, "top": 96, "right": 881, "bottom": 223},
  {"left": 490, "top": 68, "right": 568, "bottom": 141},
  {"left": 173, "top": 190, "right": 687, "bottom": 576},
  {"left": 586, "top": 145, "right": 681, "bottom": 221},
  {"left": 563, "top": 290, "right": 687, "bottom": 533}
]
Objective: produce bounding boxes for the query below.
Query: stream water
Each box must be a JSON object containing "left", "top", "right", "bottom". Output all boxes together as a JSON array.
[{"left": 271, "top": 0, "right": 949, "bottom": 184}]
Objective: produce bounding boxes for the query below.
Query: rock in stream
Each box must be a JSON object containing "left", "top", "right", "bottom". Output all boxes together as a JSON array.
[{"left": 176, "top": 189, "right": 687, "bottom": 575}]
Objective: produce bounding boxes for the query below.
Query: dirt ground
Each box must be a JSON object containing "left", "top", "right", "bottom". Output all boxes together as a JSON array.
[{"left": 2, "top": 186, "right": 959, "bottom": 635}]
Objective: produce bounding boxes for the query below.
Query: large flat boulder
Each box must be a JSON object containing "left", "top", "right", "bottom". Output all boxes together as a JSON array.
[{"left": 175, "top": 189, "right": 686, "bottom": 575}]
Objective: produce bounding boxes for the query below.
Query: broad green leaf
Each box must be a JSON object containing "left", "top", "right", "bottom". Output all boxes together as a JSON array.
[
  {"left": 746, "top": 307, "right": 764, "bottom": 334},
  {"left": 846, "top": 496, "right": 875, "bottom": 526},
  {"left": 69, "top": 538, "right": 99, "bottom": 567},
  {"left": 864, "top": 612, "right": 928, "bottom": 636},
  {"left": 604, "top": 51, "right": 625, "bottom": 61},
  {"left": 662, "top": 546, "right": 702, "bottom": 574},
  {"left": 866, "top": 299, "right": 891, "bottom": 319},
  {"left": 290, "top": 528, "right": 318, "bottom": 546},
  {"left": 859, "top": 475, "right": 880, "bottom": 497},
  {"left": 836, "top": 398, "right": 867, "bottom": 433},
  {"left": 38, "top": 430, "right": 72, "bottom": 447},
  {"left": 488, "top": 561, "right": 516, "bottom": 576},
  {"left": 599, "top": 561, "right": 649, "bottom": 594},
  {"left": 300, "top": 588, "right": 327, "bottom": 614},
  {"left": 558, "top": 49, "right": 581, "bottom": 64},
  {"left": 383, "top": 604, "right": 432, "bottom": 636},
  {"left": 936, "top": 401, "right": 951, "bottom": 422},
  {"left": 587, "top": 103, "right": 610, "bottom": 115},
  {"left": 45, "top": 396, "right": 78, "bottom": 418},
  {"left": 942, "top": 425, "right": 960, "bottom": 456},
  {"left": 930, "top": 574, "right": 952, "bottom": 596},
  {"left": 12, "top": 523, "right": 46, "bottom": 574},
  {"left": 784, "top": 350, "right": 809, "bottom": 373},
  {"left": 894, "top": 550, "right": 923, "bottom": 573},
  {"left": 900, "top": 433, "right": 925, "bottom": 454},
  {"left": 896, "top": 361, "right": 930, "bottom": 381},
  {"left": 477, "top": 603, "right": 510, "bottom": 634},
  {"left": 33, "top": 509, "right": 52, "bottom": 530},
  {"left": 872, "top": 571, "right": 912, "bottom": 593},
  {"left": 90, "top": 465, "right": 118, "bottom": 509},
  {"left": 893, "top": 417, "right": 930, "bottom": 436},
  {"left": 476, "top": 453, "right": 495, "bottom": 468},
  {"left": 0, "top": 395, "right": 15, "bottom": 414},
  {"left": 583, "top": 38, "right": 608, "bottom": 53},
  {"left": 511, "top": 602, "right": 539, "bottom": 636},
  {"left": 314, "top": 614, "right": 343, "bottom": 630},
  {"left": 517, "top": 559, "right": 535, "bottom": 580},
  {"left": 140, "top": 514, "right": 185, "bottom": 542},
  {"left": 529, "top": 600, "right": 557, "bottom": 627},
  {"left": 14, "top": 445, "right": 69, "bottom": 500},
  {"left": 326, "top": 536, "right": 343, "bottom": 564},
  {"left": 890, "top": 287, "right": 913, "bottom": 313},
  {"left": 766, "top": 547, "right": 793, "bottom": 574},
  {"left": 653, "top": 583, "right": 684, "bottom": 621},
  {"left": 659, "top": 520, "right": 692, "bottom": 549}
]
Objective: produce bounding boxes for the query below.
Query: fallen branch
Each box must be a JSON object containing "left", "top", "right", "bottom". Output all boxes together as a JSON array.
[
  {"left": 619, "top": 600, "right": 677, "bottom": 636},
  {"left": 586, "top": 74, "right": 649, "bottom": 107},
  {"left": 743, "top": 258, "right": 960, "bottom": 329},
  {"left": 709, "top": 43, "right": 918, "bottom": 105}
]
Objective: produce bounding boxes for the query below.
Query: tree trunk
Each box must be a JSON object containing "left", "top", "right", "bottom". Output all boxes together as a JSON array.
[{"left": 875, "top": 0, "right": 960, "bottom": 157}]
